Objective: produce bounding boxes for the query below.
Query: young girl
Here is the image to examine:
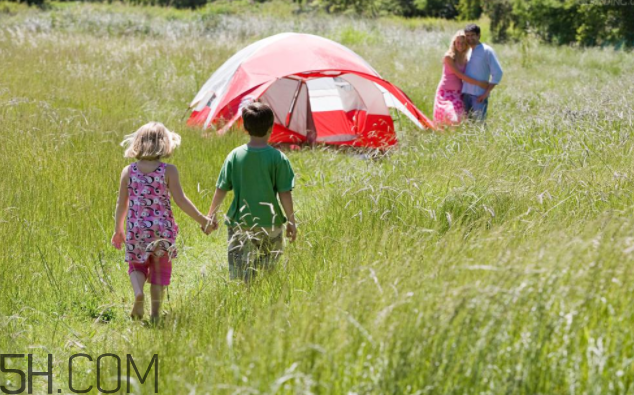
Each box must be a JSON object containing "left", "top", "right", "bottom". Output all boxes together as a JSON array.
[
  {"left": 111, "top": 122, "right": 210, "bottom": 322},
  {"left": 433, "top": 30, "right": 490, "bottom": 127}
]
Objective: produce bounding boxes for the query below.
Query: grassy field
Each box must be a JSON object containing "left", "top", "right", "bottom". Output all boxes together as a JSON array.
[{"left": 1, "top": 2, "right": 634, "bottom": 394}]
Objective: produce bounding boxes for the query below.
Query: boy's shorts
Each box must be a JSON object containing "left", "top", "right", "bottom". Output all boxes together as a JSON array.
[
  {"left": 227, "top": 226, "right": 283, "bottom": 282},
  {"left": 128, "top": 255, "right": 172, "bottom": 286}
]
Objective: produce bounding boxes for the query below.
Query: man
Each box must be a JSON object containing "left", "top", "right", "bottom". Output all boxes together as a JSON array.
[{"left": 462, "top": 24, "right": 504, "bottom": 121}]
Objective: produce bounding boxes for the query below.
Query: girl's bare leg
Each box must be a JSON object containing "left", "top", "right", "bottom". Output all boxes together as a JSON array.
[
  {"left": 147, "top": 253, "right": 165, "bottom": 323},
  {"left": 129, "top": 271, "right": 146, "bottom": 319},
  {"left": 149, "top": 284, "right": 164, "bottom": 322}
]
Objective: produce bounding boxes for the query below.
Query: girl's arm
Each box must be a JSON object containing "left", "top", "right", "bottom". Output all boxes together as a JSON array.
[
  {"left": 165, "top": 164, "right": 210, "bottom": 229},
  {"left": 111, "top": 166, "right": 130, "bottom": 249},
  {"left": 278, "top": 191, "right": 297, "bottom": 242},
  {"left": 444, "top": 56, "right": 490, "bottom": 89}
]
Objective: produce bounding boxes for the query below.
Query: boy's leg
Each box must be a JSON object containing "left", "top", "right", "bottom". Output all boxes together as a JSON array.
[
  {"left": 229, "top": 227, "right": 270, "bottom": 283},
  {"left": 228, "top": 227, "right": 249, "bottom": 282},
  {"left": 253, "top": 228, "right": 284, "bottom": 275}
]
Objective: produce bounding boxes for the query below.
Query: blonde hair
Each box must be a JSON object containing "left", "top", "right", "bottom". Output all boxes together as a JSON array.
[
  {"left": 120, "top": 122, "right": 181, "bottom": 160},
  {"left": 445, "top": 30, "right": 469, "bottom": 65}
]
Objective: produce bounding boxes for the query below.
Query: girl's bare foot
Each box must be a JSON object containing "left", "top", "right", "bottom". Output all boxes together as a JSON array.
[
  {"left": 148, "top": 315, "right": 161, "bottom": 327},
  {"left": 130, "top": 294, "right": 144, "bottom": 319}
]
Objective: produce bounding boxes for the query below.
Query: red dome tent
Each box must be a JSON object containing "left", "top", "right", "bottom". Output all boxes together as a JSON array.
[{"left": 188, "top": 33, "right": 434, "bottom": 148}]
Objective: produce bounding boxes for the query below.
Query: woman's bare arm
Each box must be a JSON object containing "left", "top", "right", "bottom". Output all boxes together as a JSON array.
[{"left": 444, "top": 56, "right": 490, "bottom": 89}]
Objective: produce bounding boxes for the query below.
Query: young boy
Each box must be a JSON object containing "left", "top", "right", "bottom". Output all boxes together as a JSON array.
[{"left": 205, "top": 101, "right": 297, "bottom": 282}]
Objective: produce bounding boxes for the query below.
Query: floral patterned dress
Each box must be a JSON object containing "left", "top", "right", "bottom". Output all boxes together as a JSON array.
[
  {"left": 433, "top": 62, "right": 467, "bottom": 127},
  {"left": 125, "top": 162, "right": 178, "bottom": 263}
]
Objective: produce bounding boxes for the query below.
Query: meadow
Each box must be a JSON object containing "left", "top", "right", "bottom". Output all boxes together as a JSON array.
[{"left": 1, "top": 2, "right": 634, "bottom": 393}]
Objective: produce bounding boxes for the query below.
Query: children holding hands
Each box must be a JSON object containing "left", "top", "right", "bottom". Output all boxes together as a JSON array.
[{"left": 112, "top": 102, "right": 296, "bottom": 322}]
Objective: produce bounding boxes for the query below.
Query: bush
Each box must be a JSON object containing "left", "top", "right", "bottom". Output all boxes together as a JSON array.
[
  {"left": 5, "top": 0, "right": 47, "bottom": 7},
  {"left": 457, "top": 0, "right": 481, "bottom": 20},
  {"left": 484, "top": 0, "right": 634, "bottom": 48}
]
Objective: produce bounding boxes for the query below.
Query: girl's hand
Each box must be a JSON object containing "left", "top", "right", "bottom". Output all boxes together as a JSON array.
[
  {"left": 201, "top": 215, "right": 219, "bottom": 234},
  {"left": 111, "top": 231, "right": 125, "bottom": 250}
]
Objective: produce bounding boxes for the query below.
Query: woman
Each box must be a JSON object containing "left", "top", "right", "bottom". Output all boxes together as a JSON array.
[{"left": 433, "top": 30, "right": 490, "bottom": 127}]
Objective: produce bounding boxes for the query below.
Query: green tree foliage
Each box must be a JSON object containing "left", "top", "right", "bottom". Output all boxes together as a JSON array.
[
  {"left": 457, "top": 0, "right": 482, "bottom": 20},
  {"left": 5, "top": 0, "right": 632, "bottom": 45},
  {"left": 9, "top": 0, "right": 46, "bottom": 8},
  {"left": 412, "top": 0, "right": 459, "bottom": 18},
  {"left": 127, "top": 0, "right": 207, "bottom": 9},
  {"left": 484, "top": 0, "right": 634, "bottom": 48}
]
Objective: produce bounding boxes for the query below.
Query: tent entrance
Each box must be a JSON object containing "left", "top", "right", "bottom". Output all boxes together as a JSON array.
[{"left": 260, "top": 74, "right": 396, "bottom": 146}]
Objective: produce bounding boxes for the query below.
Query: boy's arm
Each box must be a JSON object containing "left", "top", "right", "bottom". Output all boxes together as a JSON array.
[
  {"left": 278, "top": 191, "right": 296, "bottom": 243},
  {"left": 111, "top": 166, "right": 129, "bottom": 249},
  {"left": 205, "top": 188, "right": 228, "bottom": 233}
]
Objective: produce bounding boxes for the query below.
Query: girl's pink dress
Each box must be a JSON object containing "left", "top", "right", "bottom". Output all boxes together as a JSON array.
[
  {"left": 125, "top": 162, "right": 179, "bottom": 263},
  {"left": 433, "top": 62, "right": 467, "bottom": 126}
]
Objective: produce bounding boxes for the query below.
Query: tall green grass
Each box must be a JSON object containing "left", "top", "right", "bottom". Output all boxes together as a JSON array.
[{"left": 1, "top": 3, "right": 634, "bottom": 394}]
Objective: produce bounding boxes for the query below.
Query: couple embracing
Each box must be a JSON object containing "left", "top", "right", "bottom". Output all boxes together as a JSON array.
[{"left": 433, "top": 24, "right": 504, "bottom": 126}]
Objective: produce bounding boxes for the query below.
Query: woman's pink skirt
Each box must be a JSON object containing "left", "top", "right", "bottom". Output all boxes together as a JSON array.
[{"left": 433, "top": 89, "right": 466, "bottom": 126}]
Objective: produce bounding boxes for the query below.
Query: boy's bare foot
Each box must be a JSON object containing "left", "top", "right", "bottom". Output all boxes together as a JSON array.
[
  {"left": 148, "top": 315, "right": 161, "bottom": 327},
  {"left": 130, "top": 294, "right": 144, "bottom": 319}
]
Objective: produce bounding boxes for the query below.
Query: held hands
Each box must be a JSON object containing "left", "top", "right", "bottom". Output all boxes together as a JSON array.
[
  {"left": 200, "top": 214, "right": 219, "bottom": 235},
  {"left": 111, "top": 230, "right": 125, "bottom": 250}
]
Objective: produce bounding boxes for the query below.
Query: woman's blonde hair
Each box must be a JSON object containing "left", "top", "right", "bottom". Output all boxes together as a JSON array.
[
  {"left": 120, "top": 122, "right": 181, "bottom": 160},
  {"left": 445, "top": 30, "right": 469, "bottom": 64}
]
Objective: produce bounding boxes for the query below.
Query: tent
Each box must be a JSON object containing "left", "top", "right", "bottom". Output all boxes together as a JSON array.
[{"left": 188, "top": 33, "right": 434, "bottom": 148}]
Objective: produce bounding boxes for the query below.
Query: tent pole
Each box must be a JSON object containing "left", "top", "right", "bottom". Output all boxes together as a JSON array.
[{"left": 285, "top": 80, "right": 303, "bottom": 128}]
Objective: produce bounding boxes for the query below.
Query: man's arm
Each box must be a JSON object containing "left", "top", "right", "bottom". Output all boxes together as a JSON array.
[
  {"left": 478, "top": 47, "right": 504, "bottom": 103},
  {"left": 477, "top": 83, "right": 497, "bottom": 103}
]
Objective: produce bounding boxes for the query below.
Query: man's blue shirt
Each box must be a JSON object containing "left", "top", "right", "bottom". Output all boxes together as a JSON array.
[{"left": 462, "top": 43, "right": 503, "bottom": 96}]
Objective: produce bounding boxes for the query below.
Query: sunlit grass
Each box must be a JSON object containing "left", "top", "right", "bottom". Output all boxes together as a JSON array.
[{"left": 1, "top": 3, "right": 634, "bottom": 394}]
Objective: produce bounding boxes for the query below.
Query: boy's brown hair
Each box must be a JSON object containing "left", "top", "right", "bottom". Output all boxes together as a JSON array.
[{"left": 242, "top": 102, "right": 274, "bottom": 137}]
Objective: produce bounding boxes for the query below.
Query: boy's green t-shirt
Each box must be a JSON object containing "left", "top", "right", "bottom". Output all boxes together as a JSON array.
[{"left": 216, "top": 144, "right": 295, "bottom": 228}]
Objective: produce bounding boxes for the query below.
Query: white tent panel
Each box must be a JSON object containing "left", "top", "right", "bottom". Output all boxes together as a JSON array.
[
  {"left": 333, "top": 77, "right": 365, "bottom": 113},
  {"left": 307, "top": 78, "right": 345, "bottom": 113},
  {"left": 306, "top": 78, "right": 367, "bottom": 113},
  {"left": 288, "top": 83, "right": 309, "bottom": 135},
  {"left": 376, "top": 83, "right": 423, "bottom": 129},
  {"left": 261, "top": 78, "right": 301, "bottom": 125},
  {"left": 341, "top": 74, "right": 390, "bottom": 116},
  {"left": 261, "top": 78, "right": 310, "bottom": 137}
]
